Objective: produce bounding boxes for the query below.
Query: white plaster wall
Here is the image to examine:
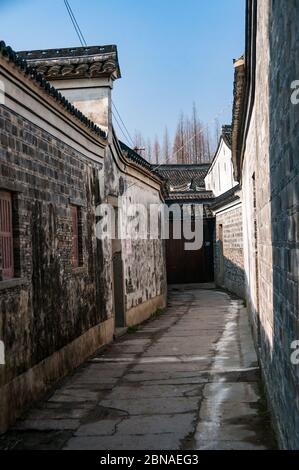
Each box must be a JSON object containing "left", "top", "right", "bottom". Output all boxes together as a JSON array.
[
  {"left": 205, "top": 139, "right": 238, "bottom": 196},
  {"left": 121, "top": 177, "right": 165, "bottom": 310},
  {"left": 51, "top": 78, "right": 113, "bottom": 138},
  {"left": 103, "top": 143, "right": 166, "bottom": 317}
]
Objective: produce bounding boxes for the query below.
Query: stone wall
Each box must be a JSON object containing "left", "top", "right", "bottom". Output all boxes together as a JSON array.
[
  {"left": 214, "top": 203, "right": 245, "bottom": 298},
  {"left": 242, "top": 0, "right": 299, "bottom": 449},
  {"left": 0, "top": 104, "right": 113, "bottom": 432}
]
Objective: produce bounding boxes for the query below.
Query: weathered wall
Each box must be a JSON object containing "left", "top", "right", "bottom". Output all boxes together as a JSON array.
[
  {"left": 0, "top": 104, "right": 113, "bottom": 432},
  {"left": 50, "top": 74, "right": 167, "bottom": 328},
  {"left": 242, "top": 0, "right": 299, "bottom": 449},
  {"left": 205, "top": 139, "right": 238, "bottom": 197},
  {"left": 51, "top": 79, "right": 112, "bottom": 137},
  {"left": 121, "top": 179, "right": 166, "bottom": 318},
  {"left": 206, "top": 133, "right": 244, "bottom": 299},
  {"left": 0, "top": 49, "right": 166, "bottom": 433},
  {"left": 214, "top": 204, "right": 245, "bottom": 298},
  {"left": 104, "top": 144, "right": 167, "bottom": 326}
]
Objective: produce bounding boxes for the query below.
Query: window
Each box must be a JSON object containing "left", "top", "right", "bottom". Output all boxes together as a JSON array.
[
  {"left": 0, "top": 191, "right": 14, "bottom": 280},
  {"left": 71, "top": 205, "right": 83, "bottom": 268},
  {"left": 71, "top": 205, "right": 79, "bottom": 268},
  {"left": 219, "top": 224, "right": 223, "bottom": 243}
]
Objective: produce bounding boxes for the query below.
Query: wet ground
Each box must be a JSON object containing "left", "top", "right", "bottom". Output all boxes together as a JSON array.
[{"left": 0, "top": 285, "right": 277, "bottom": 450}]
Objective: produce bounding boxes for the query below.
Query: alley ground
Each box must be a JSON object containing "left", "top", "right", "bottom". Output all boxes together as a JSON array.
[{"left": 0, "top": 285, "right": 276, "bottom": 450}]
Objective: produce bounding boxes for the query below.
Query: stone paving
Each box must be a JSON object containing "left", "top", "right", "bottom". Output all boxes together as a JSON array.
[{"left": 0, "top": 285, "right": 277, "bottom": 450}]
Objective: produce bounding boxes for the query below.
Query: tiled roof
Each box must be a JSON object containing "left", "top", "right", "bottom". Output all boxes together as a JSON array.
[
  {"left": 232, "top": 56, "right": 246, "bottom": 182},
  {"left": 210, "top": 184, "right": 241, "bottom": 210},
  {"left": 119, "top": 141, "right": 164, "bottom": 181},
  {"left": 119, "top": 141, "right": 153, "bottom": 171},
  {"left": 162, "top": 199, "right": 214, "bottom": 219},
  {"left": 165, "top": 191, "right": 214, "bottom": 202},
  {"left": 17, "top": 45, "right": 121, "bottom": 81},
  {"left": 222, "top": 125, "right": 232, "bottom": 148},
  {"left": 0, "top": 41, "right": 107, "bottom": 139},
  {"left": 18, "top": 45, "right": 117, "bottom": 60},
  {"left": 156, "top": 164, "right": 211, "bottom": 189}
]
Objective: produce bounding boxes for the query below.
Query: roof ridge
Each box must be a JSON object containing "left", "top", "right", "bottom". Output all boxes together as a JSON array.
[
  {"left": 158, "top": 163, "right": 211, "bottom": 168},
  {"left": 17, "top": 45, "right": 117, "bottom": 59}
]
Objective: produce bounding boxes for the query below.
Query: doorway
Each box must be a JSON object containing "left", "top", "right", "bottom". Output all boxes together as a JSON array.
[
  {"left": 166, "top": 218, "right": 215, "bottom": 284},
  {"left": 111, "top": 204, "right": 125, "bottom": 328},
  {"left": 218, "top": 223, "right": 224, "bottom": 285}
]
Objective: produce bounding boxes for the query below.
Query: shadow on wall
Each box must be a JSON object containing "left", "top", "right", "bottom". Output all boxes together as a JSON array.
[
  {"left": 214, "top": 240, "right": 245, "bottom": 299},
  {"left": 248, "top": 2, "right": 299, "bottom": 449},
  {"left": 267, "top": 2, "right": 299, "bottom": 449}
]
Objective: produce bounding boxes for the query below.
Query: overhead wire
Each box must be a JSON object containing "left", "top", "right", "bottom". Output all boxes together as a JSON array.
[
  {"left": 64, "top": 0, "right": 136, "bottom": 150},
  {"left": 64, "top": 0, "right": 87, "bottom": 47},
  {"left": 63, "top": 1, "right": 230, "bottom": 180}
]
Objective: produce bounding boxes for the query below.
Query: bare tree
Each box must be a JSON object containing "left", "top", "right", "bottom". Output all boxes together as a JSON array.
[
  {"left": 133, "top": 130, "right": 143, "bottom": 149},
  {"left": 129, "top": 102, "right": 215, "bottom": 166},
  {"left": 214, "top": 118, "right": 221, "bottom": 149},
  {"left": 172, "top": 104, "right": 209, "bottom": 164},
  {"left": 173, "top": 112, "right": 186, "bottom": 164},
  {"left": 185, "top": 117, "right": 193, "bottom": 164},
  {"left": 146, "top": 138, "right": 152, "bottom": 163},
  {"left": 204, "top": 125, "right": 212, "bottom": 163},
  {"left": 153, "top": 136, "right": 161, "bottom": 165},
  {"left": 191, "top": 102, "right": 199, "bottom": 163},
  {"left": 162, "top": 127, "right": 171, "bottom": 164},
  {"left": 190, "top": 103, "right": 208, "bottom": 163}
]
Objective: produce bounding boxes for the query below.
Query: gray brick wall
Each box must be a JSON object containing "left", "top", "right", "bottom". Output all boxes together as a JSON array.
[
  {"left": 214, "top": 204, "right": 245, "bottom": 299},
  {"left": 266, "top": 0, "right": 299, "bottom": 449},
  {"left": 0, "top": 105, "right": 108, "bottom": 385},
  {"left": 243, "top": 0, "right": 299, "bottom": 449}
]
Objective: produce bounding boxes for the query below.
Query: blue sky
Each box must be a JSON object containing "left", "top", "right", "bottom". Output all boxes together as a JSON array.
[{"left": 0, "top": 0, "right": 245, "bottom": 147}]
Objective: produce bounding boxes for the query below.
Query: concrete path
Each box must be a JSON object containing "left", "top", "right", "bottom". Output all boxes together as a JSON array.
[{"left": 0, "top": 285, "right": 276, "bottom": 450}]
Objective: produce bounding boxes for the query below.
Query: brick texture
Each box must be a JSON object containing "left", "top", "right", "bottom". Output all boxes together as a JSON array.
[
  {"left": 0, "top": 105, "right": 108, "bottom": 386},
  {"left": 242, "top": 0, "right": 299, "bottom": 449},
  {"left": 214, "top": 205, "right": 245, "bottom": 298}
]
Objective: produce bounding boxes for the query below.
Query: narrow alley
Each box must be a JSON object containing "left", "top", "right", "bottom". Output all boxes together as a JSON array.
[{"left": 0, "top": 286, "right": 276, "bottom": 451}]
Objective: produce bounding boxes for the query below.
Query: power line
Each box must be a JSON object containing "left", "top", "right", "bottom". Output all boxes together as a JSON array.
[
  {"left": 125, "top": 102, "right": 232, "bottom": 192},
  {"left": 62, "top": 2, "right": 230, "bottom": 188},
  {"left": 64, "top": 0, "right": 87, "bottom": 47},
  {"left": 112, "top": 110, "right": 134, "bottom": 147},
  {"left": 63, "top": 0, "right": 136, "bottom": 150},
  {"left": 112, "top": 101, "right": 135, "bottom": 148},
  {"left": 151, "top": 102, "right": 232, "bottom": 172}
]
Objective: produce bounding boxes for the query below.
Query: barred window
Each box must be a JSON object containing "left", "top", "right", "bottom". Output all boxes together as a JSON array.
[
  {"left": 0, "top": 191, "right": 14, "bottom": 280},
  {"left": 71, "top": 205, "right": 79, "bottom": 268}
]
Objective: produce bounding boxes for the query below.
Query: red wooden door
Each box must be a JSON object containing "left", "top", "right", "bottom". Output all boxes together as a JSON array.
[{"left": 166, "top": 218, "right": 214, "bottom": 284}]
